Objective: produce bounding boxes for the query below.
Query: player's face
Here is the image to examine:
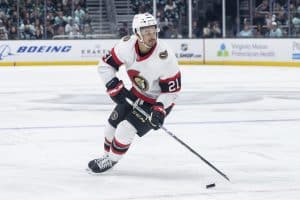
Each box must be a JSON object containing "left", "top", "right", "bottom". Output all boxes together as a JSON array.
[{"left": 140, "top": 26, "right": 157, "bottom": 47}]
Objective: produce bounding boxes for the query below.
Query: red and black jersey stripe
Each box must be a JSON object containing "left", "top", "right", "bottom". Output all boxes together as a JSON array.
[
  {"left": 159, "top": 72, "right": 181, "bottom": 93},
  {"left": 102, "top": 48, "right": 123, "bottom": 71}
]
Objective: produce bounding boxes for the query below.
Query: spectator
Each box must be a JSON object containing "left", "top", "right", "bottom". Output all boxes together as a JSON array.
[
  {"left": 292, "top": 8, "right": 300, "bottom": 26},
  {"left": 20, "top": 22, "right": 35, "bottom": 39},
  {"left": 269, "top": 21, "right": 283, "bottom": 37},
  {"left": 34, "top": 18, "right": 43, "bottom": 33},
  {"left": 10, "top": 11, "right": 18, "bottom": 25},
  {"left": 164, "top": 0, "right": 179, "bottom": 24},
  {"left": 62, "top": 0, "right": 68, "bottom": 6},
  {"left": 192, "top": 20, "right": 201, "bottom": 38},
  {"left": 56, "top": 24, "right": 65, "bottom": 36},
  {"left": 82, "top": 23, "right": 93, "bottom": 36},
  {"left": 203, "top": 22, "right": 212, "bottom": 38},
  {"left": 46, "top": 20, "right": 54, "bottom": 39},
  {"left": 46, "top": 0, "right": 55, "bottom": 13},
  {"left": 65, "top": 18, "right": 80, "bottom": 36},
  {"left": 118, "top": 22, "right": 129, "bottom": 38},
  {"left": 237, "top": 23, "right": 253, "bottom": 37},
  {"left": 255, "top": 0, "right": 270, "bottom": 25},
  {"left": 164, "top": 0, "right": 176, "bottom": 12},
  {"left": 254, "top": 24, "right": 264, "bottom": 37},
  {"left": 0, "top": 26, "right": 8, "bottom": 40},
  {"left": 35, "top": 27, "right": 43, "bottom": 39},
  {"left": 264, "top": 12, "right": 274, "bottom": 28},
  {"left": 46, "top": 11, "right": 55, "bottom": 24},
  {"left": 8, "top": 25, "right": 18, "bottom": 40},
  {"left": 54, "top": 11, "right": 68, "bottom": 27},
  {"left": 74, "top": 4, "right": 85, "bottom": 22},
  {"left": 177, "top": 0, "right": 187, "bottom": 16},
  {"left": 0, "top": 0, "right": 9, "bottom": 13},
  {"left": 82, "top": 10, "right": 92, "bottom": 26},
  {"left": 211, "top": 21, "right": 222, "bottom": 38},
  {"left": 55, "top": 1, "right": 63, "bottom": 12},
  {"left": 25, "top": 0, "right": 35, "bottom": 13},
  {"left": 273, "top": 2, "right": 286, "bottom": 25}
]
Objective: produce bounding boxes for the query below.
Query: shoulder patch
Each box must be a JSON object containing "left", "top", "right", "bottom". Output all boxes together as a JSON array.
[
  {"left": 159, "top": 50, "right": 168, "bottom": 59},
  {"left": 122, "top": 35, "right": 131, "bottom": 42}
]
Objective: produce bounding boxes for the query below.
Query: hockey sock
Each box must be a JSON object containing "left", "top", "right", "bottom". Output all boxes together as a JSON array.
[
  {"left": 109, "top": 121, "right": 136, "bottom": 162},
  {"left": 103, "top": 124, "right": 116, "bottom": 153}
]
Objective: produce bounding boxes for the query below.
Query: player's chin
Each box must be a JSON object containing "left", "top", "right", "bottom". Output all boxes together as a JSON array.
[{"left": 147, "top": 40, "right": 156, "bottom": 47}]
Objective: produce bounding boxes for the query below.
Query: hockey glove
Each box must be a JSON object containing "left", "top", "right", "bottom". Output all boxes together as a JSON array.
[
  {"left": 149, "top": 102, "right": 166, "bottom": 130},
  {"left": 106, "top": 77, "right": 127, "bottom": 104}
]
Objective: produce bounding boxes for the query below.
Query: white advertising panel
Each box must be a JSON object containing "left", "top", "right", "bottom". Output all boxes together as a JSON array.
[
  {"left": 163, "top": 39, "right": 204, "bottom": 64},
  {"left": 0, "top": 39, "right": 204, "bottom": 66},
  {"left": 2, "top": 39, "right": 300, "bottom": 67},
  {"left": 205, "top": 39, "right": 300, "bottom": 65},
  {"left": 0, "top": 40, "right": 118, "bottom": 66}
]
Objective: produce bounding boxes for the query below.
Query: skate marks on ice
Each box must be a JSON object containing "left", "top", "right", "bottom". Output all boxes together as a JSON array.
[{"left": 1, "top": 66, "right": 300, "bottom": 199}]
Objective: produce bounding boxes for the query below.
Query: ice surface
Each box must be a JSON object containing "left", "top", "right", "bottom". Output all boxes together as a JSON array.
[{"left": 1, "top": 66, "right": 300, "bottom": 200}]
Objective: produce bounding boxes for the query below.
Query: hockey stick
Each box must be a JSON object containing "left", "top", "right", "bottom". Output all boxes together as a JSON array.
[{"left": 125, "top": 97, "right": 230, "bottom": 182}]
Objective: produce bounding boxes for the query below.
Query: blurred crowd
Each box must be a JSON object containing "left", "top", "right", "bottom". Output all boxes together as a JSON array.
[
  {"left": 130, "top": 0, "right": 222, "bottom": 38},
  {"left": 131, "top": 0, "right": 193, "bottom": 38},
  {"left": 237, "top": 0, "right": 300, "bottom": 38},
  {"left": 1, "top": 0, "right": 300, "bottom": 40},
  {"left": 0, "top": 0, "right": 92, "bottom": 40},
  {"left": 129, "top": 0, "right": 300, "bottom": 38}
]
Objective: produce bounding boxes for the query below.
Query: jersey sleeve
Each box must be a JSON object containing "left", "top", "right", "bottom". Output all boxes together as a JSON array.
[
  {"left": 102, "top": 36, "right": 130, "bottom": 70},
  {"left": 98, "top": 36, "right": 131, "bottom": 84},
  {"left": 156, "top": 52, "right": 181, "bottom": 108}
]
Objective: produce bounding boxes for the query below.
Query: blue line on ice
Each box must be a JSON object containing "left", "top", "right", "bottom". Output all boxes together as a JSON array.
[{"left": 1, "top": 118, "right": 300, "bottom": 131}]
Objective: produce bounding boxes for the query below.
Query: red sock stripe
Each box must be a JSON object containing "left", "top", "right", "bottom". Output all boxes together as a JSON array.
[
  {"left": 104, "top": 137, "right": 112, "bottom": 152},
  {"left": 104, "top": 144, "right": 110, "bottom": 152},
  {"left": 111, "top": 138, "right": 130, "bottom": 155},
  {"left": 111, "top": 147, "right": 126, "bottom": 155},
  {"left": 105, "top": 137, "right": 112, "bottom": 145},
  {"left": 113, "top": 138, "right": 130, "bottom": 148}
]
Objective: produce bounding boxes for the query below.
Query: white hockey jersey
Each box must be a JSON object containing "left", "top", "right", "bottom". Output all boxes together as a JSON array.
[{"left": 98, "top": 35, "right": 181, "bottom": 108}]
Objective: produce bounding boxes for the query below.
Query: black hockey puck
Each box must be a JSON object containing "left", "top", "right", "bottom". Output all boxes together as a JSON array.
[{"left": 206, "top": 183, "right": 216, "bottom": 189}]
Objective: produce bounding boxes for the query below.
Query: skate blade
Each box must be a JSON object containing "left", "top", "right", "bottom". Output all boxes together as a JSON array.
[
  {"left": 85, "top": 167, "right": 115, "bottom": 175},
  {"left": 86, "top": 168, "right": 103, "bottom": 175}
]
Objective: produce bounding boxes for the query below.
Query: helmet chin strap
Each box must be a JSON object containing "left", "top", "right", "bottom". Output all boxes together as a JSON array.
[
  {"left": 137, "top": 33, "right": 152, "bottom": 49},
  {"left": 141, "top": 40, "right": 152, "bottom": 49},
  {"left": 137, "top": 32, "right": 158, "bottom": 49}
]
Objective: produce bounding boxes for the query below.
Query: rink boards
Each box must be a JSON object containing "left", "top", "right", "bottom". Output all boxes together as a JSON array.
[{"left": 0, "top": 39, "right": 299, "bottom": 67}]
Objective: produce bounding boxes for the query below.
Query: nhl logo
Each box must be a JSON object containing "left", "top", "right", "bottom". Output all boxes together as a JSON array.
[
  {"left": 133, "top": 75, "right": 149, "bottom": 91},
  {"left": 181, "top": 43, "right": 188, "bottom": 51}
]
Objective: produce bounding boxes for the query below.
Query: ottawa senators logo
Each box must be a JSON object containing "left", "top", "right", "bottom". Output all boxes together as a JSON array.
[
  {"left": 133, "top": 75, "right": 149, "bottom": 91},
  {"left": 159, "top": 50, "right": 168, "bottom": 59}
]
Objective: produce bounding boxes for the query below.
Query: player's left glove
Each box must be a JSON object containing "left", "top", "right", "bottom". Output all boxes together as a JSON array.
[
  {"left": 105, "top": 77, "right": 127, "bottom": 104},
  {"left": 149, "top": 102, "right": 166, "bottom": 130}
]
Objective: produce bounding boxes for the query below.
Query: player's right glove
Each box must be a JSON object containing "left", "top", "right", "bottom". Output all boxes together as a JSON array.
[
  {"left": 105, "top": 77, "right": 127, "bottom": 104},
  {"left": 149, "top": 102, "right": 166, "bottom": 130}
]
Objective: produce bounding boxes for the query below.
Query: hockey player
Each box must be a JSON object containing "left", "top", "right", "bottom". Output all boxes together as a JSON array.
[{"left": 88, "top": 13, "right": 181, "bottom": 173}]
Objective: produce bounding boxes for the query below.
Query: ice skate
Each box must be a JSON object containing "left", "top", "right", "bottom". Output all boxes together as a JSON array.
[{"left": 88, "top": 154, "right": 117, "bottom": 173}]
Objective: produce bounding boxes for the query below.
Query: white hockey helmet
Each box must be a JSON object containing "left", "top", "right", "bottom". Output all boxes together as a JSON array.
[{"left": 132, "top": 13, "right": 159, "bottom": 36}]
